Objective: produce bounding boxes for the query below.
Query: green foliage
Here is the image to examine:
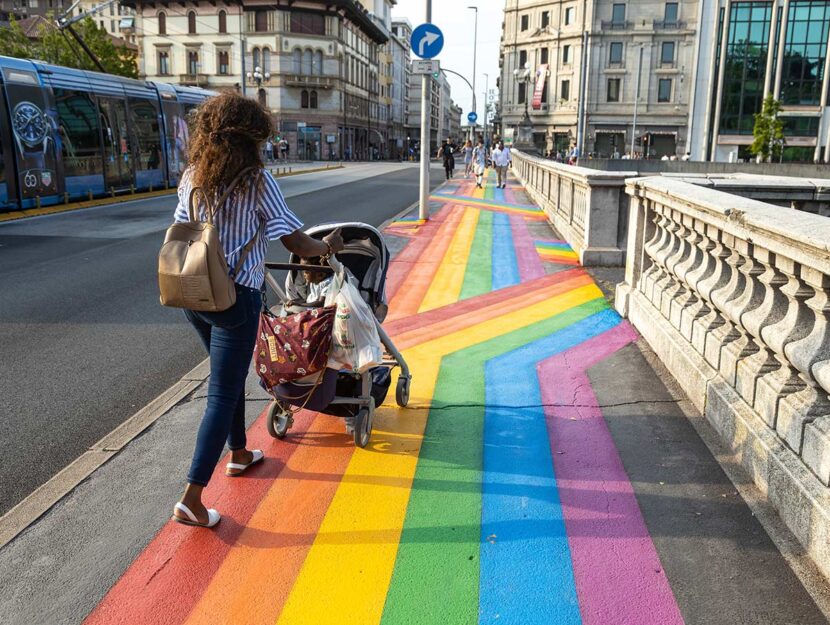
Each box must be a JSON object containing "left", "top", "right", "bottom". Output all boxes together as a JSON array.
[
  {"left": 750, "top": 95, "right": 785, "bottom": 162},
  {"left": 0, "top": 16, "right": 137, "bottom": 79}
]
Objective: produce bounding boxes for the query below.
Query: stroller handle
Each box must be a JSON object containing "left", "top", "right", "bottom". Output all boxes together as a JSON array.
[{"left": 264, "top": 262, "right": 335, "bottom": 274}]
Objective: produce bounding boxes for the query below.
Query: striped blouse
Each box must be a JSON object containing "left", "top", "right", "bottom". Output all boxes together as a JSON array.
[{"left": 174, "top": 168, "right": 303, "bottom": 290}]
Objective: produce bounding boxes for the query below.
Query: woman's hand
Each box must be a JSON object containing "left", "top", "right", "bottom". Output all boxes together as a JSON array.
[{"left": 323, "top": 227, "right": 344, "bottom": 254}]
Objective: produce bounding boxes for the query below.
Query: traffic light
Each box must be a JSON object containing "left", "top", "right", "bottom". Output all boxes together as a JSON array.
[
  {"left": 635, "top": 136, "right": 642, "bottom": 147},
  {"left": 432, "top": 71, "right": 440, "bottom": 79}
]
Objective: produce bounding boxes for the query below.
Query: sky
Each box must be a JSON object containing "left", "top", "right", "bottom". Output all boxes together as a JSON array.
[{"left": 391, "top": 0, "right": 503, "bottom": 123}]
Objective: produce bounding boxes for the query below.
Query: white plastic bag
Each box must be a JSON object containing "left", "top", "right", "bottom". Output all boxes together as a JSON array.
[{"left": 325, "top": 271, "right": 384, "bottom": 373}]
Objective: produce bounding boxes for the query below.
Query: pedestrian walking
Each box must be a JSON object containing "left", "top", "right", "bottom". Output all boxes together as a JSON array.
[
  {"left": 492, "top": 140, "right": 511, "bottom": 189},
  {"left": 472, "top": 138, "right": 487, "bottom": 188},
  {"left": 462, "top": 139, "right": 473, "bottom": 177},
  {"left": 169, "top": 93, "right": 344, "bottom": 528},
  {"left": 279, "top": 137, "right": 289, "bottom": 161},
  {"left": 438, "top": 138, "right": 455, "bottom": 181},
  {"left": 265, "top": 138, "right": 274, "bottom": 162}
]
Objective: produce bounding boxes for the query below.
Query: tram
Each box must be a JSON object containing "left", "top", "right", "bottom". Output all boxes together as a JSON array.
[{"left": 0, "top": 55, "right": 214, "bottom": 212}]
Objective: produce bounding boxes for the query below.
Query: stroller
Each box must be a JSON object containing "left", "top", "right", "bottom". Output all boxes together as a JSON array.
[{"left": 261, "top": 222, "right": 412, "bottom": 447}]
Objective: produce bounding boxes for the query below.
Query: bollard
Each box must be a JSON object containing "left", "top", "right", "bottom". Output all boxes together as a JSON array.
[
  {"left": 88, "top": 189, "right": 93, "bottom": 201},
  {"left": 35, "top": 196, "right": 41, "bottom": 209},
  {"left": 164, "top": 180, "right": 169, "bottom": 190},
  {"left": 289, "top": 167, "right": 292, "bottom": 174},
  {"left": 149, "top": 183, "right": 153, "bottom": 193},
  {"left": 130, "top": 185, "right": 135, "bottom": 195},
  {"left": 110, "top": 187, "right": 115, "bottom": 198},
  {"left": 64, "top": 192, "right": 69, "bottom": 204}
]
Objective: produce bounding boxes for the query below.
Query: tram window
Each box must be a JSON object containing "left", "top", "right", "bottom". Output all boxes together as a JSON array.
[
  {"left": 128, "top": 97, "right": 162, "bottom": 171},
  {"left": 53, "top": 88, "right": 102, "bottom": 179}
]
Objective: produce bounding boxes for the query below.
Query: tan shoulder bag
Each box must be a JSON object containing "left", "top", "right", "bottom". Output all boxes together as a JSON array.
[{"left": 158, "top": 167, "right": 259, "bottom": 312}]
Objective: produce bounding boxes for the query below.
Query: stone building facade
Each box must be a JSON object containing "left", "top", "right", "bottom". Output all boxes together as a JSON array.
[
  {"left": 129, "top": 0, "right": 391, "bottom": 161},
  {"left": 499, "top": 0, "right": 699, "bottom": 158}
]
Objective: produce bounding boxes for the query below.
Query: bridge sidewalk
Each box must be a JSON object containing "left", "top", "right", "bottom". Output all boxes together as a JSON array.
[{"left": 0, "top": 171, "right": 827, "bottom": 624}]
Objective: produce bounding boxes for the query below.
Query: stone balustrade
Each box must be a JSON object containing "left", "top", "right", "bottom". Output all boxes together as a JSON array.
[
  {"left": 615, "top": 175, "right": 830, "bottom": 578},
  {"left": 511, "top": 150, "right": 635, "bottom": 265}
]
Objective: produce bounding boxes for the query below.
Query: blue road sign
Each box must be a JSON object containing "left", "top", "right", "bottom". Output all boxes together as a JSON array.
[
  {"left": 411, "top": 23, "right": 444, "bottom": 59},
  {"left": 467, "top": 112, "right": 478, "bottom": 124}
]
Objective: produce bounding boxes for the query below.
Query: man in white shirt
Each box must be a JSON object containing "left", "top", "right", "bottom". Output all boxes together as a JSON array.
[{"left": 492, "top": 141, "right": 512, "bottom": 189}]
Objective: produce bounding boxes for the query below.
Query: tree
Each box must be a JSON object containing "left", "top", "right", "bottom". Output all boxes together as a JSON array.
[
  {"left": 0, "top": 18, "right": 36, "bottom": 59},
  {"left": 0, "top": 16, "right": 137, "bottom": 80},
  {"left": 750, "top": 95, "right": 785, "bottom": 162}
]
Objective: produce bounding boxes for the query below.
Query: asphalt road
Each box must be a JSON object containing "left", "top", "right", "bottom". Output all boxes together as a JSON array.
[{"left": 0, "top": 162, "right": 441, "bottom": 515}]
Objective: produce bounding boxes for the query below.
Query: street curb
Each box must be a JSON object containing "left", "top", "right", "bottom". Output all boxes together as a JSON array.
[
  {"left": 378, "top": 173, "right": 450, "bottom": 231},
  {"left": 0, "top": 164, "right": 345, "bottom": 224},
  {"left": 0, "top": 358, "right": 211, "bottom": 550}
]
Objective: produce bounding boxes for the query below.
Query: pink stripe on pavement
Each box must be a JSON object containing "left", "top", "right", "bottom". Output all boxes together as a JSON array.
[
  {"left": 508, "top": 214, "right": 546, "bottom": 282},
  {"left": 537, "top": 322, "right": 686, "bottom": 625}
]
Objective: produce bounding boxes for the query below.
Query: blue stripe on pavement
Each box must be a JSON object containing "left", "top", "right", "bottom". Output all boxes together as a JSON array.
[{"left": 491, "top": 212, "right": 520, "bottom": 291}]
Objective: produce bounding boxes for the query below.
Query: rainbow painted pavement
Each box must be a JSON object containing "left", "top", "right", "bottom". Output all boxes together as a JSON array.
[{"left": 84, "top": 172, "right": 685, "bottom": 625}]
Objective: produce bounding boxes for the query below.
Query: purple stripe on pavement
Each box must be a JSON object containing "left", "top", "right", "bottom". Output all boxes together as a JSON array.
[
  {"left": 509, "top": 214, "right": 546, "bottom": 282},
  {"left": 537, "top": 322, "right": 686, "bottom": 625}
]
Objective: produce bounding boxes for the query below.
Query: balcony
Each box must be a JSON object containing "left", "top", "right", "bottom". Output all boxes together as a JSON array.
[
  {"left": 283, "top": 74, "right": 337, "bottom": 90},
  {"left": 600, "top": 20, "right": 631, "bottom": 30},
  {"left": 179, "top": 74, "right": 209, "bottom": 87},
  {"left": 653, "top": 19, "right": 687, "bottom": 30}
]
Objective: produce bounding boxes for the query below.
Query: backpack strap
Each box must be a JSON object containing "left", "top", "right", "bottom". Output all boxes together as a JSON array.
[
  {"left": 230, "top": 221, "right": 263, "bottom": 279},
  {"left": 187, "top": 165, "right": 259, "bottom": 224}
]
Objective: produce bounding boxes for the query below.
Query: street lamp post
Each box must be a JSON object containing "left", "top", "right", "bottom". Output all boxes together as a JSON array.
[
  {"left": 468, "top": 5, "right": 478, "bottom": 142},
  {"left": 513, "top": 62, "right": 533, "bottom": 149},
  {"left": 483, "top": 72, "right": 489, "bottom": 147},
  {"left": 246, "top": 65, "right": 271, "bottom": 90}
]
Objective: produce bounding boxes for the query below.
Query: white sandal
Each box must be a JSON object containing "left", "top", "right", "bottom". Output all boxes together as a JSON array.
[
  {"left": 172, "top": 502, "right": 221, "bottom": 528},
  {"left": 225, "top": 449, "right": 264, "bottom": 477}
]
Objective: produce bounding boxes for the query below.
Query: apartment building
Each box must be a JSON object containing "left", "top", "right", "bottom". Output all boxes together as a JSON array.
[
  {"left": 129, "top": 0, "right": 390, "bottom": 160},
  {"left": 499, "top": 0, "right": 698, "bottom": 158}
]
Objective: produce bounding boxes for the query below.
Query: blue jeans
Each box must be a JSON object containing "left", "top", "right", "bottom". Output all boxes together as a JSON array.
[{"left": 184, "top": 284, "right": 262, "bottom": 486}]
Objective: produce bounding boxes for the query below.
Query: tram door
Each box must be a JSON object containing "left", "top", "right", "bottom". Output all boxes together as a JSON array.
[{"left": 98, "top": 97, "right": 133, "bottom": 190}]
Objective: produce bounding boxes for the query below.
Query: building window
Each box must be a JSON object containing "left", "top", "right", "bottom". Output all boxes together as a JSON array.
[
  {"left": 218, "top": 10, "right": 227, "bottom": 34},
  {"left": 310, "top": 90, "right": 318, "bottom": 108},
  {"left": 187, "top": 10, "right": 196, "bottom": 34},
  {"left": 664, "top": 2, "right": 678, "bottom": 23},
  {"left": 607, "top": 78, "right": 621, "bottom": 102},
  {"left": 609, "top": 41, "right": 623, "bottom": 63},
  {"left": 542, "top": 11, "right": 550, "bottom": 28},
  {"left": 562, "top": 44, "right": 571, "bottom": 64},
  {"left": 301, "top": 89, "right": 309, "bottom": 108},
  {"left": 262, "top": 48, "right": 271, "bottom": 74},
  {"left": 253, "top": 47, "right": 261, "bottom": 70},
  {"left": 157, "top": 51, "right": 170, "bottom": 75},
  {"left": 157, "top": 11, "right": 166, "bottom": 35},
  {"left": 564, "top": 6, "right": 574, "bottom": 25},
  {"left": 258, "top": 88, "right": 266, "bottom": 108},
  {"left": 540, "top": 48, "right": 548, "bottom": 64},
  {"left": 612, "top": 3, "right": 626, "bottom": 23},
  {"left": 518, "top": 82, "right": 526, "bottom": 104},
  {"left": 660, "top": 41, "right": 675, "bottom": 65},
  {"left": 658, "top": 78, "right": 672, "bottom": 102},
  {"left": 314, "top": 50, "right": 323, "bottom": 75},
  {"left": 291, "top": 12, "right": 325, "bottom": 35},
  {"left": 254, "top": 9, "right": 268, "bottom": 32},
  {"left": 561, "top": 79, "right": 570, "bottom": 100},
  {"left": 188, "top": 51, "right": 198, "bottom": 75},
  {"left": 303, "top": 49, "right": 312, "bottom": 74},
  {"left": 519, "top": 49, "right": 527, "bottom": 68},
  {"left": 293, "top": 49, "right": 302, "bottom": 73},
  {"left": 218, "top": 50, "right": 229, "bottom": 75},
  {"left": 781, "top": 0, "right": 830, "bottom": 105},
  {"left": 719, "top": 1, "right": 772, "bottom": 134},
  {"left": 521, "top": 14, "right": 529, "bottom": 30}
]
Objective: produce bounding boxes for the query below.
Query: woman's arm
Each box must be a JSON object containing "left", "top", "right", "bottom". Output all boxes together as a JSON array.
[{"left": 280, "top": 227, "right": 344, "bottom": 258}]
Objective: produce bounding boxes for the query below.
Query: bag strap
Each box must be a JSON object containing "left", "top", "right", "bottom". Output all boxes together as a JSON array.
[
  {"left": 230, "top": 221, "right": 263, "bottom": 279},
  {"left": 187, "top": 165, "right": 259, "bottom": 225}
]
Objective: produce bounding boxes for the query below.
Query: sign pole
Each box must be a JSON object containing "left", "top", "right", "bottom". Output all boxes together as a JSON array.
[
  {"left": 418, "top": 0, "right": 434, "bottom": 221},
  {"left": 419, "top": 72, "right": 430, "bottom": 220}
]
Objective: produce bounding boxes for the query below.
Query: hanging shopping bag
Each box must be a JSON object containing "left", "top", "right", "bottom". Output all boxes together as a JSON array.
[{"left": 325, "top": 270, "right": 384, "bottom": 373}]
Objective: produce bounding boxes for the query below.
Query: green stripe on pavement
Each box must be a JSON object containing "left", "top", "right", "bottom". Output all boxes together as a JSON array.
[
  {"left": 459, "top": 211, "right": 493, "bottom": 301},
  {"left": 379, "top": 297, "right": 608, "bottom": 625}
]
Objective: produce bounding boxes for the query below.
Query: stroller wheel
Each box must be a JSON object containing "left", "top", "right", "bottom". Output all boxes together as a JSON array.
[
  {"left": 396, "top": 376, "right": 411, "bottom": 407},
  {"left": 353, "top": 408, "right": 372, "bottom": 448},
  {"left": 267, "top": 401, "right": 293, "bottom": 439}
]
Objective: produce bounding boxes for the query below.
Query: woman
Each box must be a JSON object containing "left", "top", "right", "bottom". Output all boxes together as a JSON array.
[
  {"left": 472, "top": 139, "right": 487, "bottom": 188},
  {"left": 171, "top": 93, "right": 344, "bottom": 528},
  {"left": 462, "top": 139, "right": 473, "bottom": 177},
  {"left": 437, "top": 138, "right": 455, "bottom": 181}
]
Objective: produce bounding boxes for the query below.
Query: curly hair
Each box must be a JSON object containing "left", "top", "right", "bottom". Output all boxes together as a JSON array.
[{"left": 187, "top": 92, "right": 273, "bottom": 199}]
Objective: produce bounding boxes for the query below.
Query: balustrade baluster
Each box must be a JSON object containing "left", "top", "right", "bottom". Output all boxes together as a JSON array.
[
  {"left": 776, "top": 268, "right": 830, "bottom": 451},
  {"left": 755, "top": 256, "right": 813, "bottom": 428},
  {"left": 660, "top": 213, "right": 692, "bottom": 320},
  {"left": 678, "top": 220, "right": 715, "bottom": 340},
  {"left": 691, "top": 226, "right": 730, "bottom": 356}
]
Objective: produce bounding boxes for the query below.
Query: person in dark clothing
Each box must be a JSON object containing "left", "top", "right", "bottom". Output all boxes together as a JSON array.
[{"left": 437, "top": 138, "right": 456, "bottom": 180}]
